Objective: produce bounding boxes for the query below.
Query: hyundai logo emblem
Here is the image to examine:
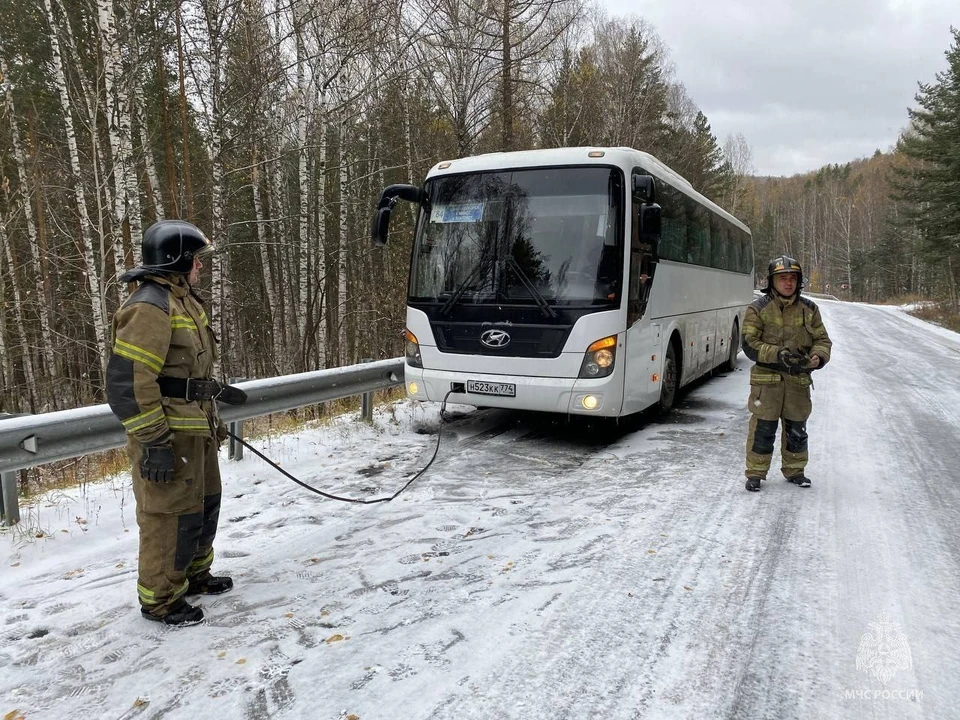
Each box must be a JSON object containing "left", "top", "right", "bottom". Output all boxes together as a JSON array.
[{"left": 480, "top": 329, "right": 511, "bottom": 348}]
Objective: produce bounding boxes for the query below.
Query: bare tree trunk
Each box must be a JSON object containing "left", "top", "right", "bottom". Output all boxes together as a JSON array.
[
  {"left": 0, "top": 200, "right": 37, "bottom": 410},
  {"left": 251, "top": 144, "right": 280, "bottom": 370},
  {"left": 501, "top": 0, "right": 513, "bottom": 152},
  {"left": 99, "top": 0, "right": 141, "bottom": 269},
  {"left": 402, "top": 78, "right": 416, "bottom": 224},
  {"left": 43, "top": 0, "right": 109, "bottom": 378},
  {"left": 312, "top": 95, "right": 329, "bottom": 368},
  {"left": 154, "top": 0, "right": 178, "bottom": 216},
  {"left": 31, "top": 116, "right": 54, "bottom": 352},
  {"left": 2, "top": 59, "right": 57, "bottom": 379},
  {"left": 294, "top": 10, "right": 310, "bottom": 354},
  {"left": 58, "top": 0, "right": 121, "bottom": 306},
  {"left": 94, "top": 0, "right": 129, "bottom": 282},
  {"left": 208, "top": 88, "right": 231, "bottom": 376},
  {"left": 269, "top": 139, "right": 297, "bottom": 370},
  {"left": 337, "top": 111, "right": 349, "bottom": 364},
  {"left": 120, "top": 1, "right": 143, "bottom": 259},
  {"left": 0, "top": 241, "right": 8, "bottom": 399},
  {"left": 176, "top": 3, "right": 194, "bottom": 220},
  {"left": 135, "top": 83, "right": 165, "bottom": 222}
]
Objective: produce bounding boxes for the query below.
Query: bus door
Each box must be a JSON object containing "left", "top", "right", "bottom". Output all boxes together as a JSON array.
[{"left": 623, "top": 173, "right": 662, "bottom": 414}]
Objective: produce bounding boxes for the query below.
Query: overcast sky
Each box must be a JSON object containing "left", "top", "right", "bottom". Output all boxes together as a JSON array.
[{"left": 600, "top": 0, "right": 957, "bottom": 176}]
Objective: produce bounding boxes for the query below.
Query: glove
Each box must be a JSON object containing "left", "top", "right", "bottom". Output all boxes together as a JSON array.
[
  {"left": 216, "top": 420, "right": 228, "bottom": 445},
  {"left": 140, "top": 436, "right": 175, "bottom": 483},
  {"left": 777, "top": 347, "right": 807, "bottom": 375}
]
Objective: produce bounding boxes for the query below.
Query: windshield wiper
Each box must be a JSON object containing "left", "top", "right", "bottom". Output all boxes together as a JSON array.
[
  {"left": 505, "top": 255, "right": 557, "bottom": 318},
  {"left": 439, "top": 250, "right": 495, "bottom": 316}
]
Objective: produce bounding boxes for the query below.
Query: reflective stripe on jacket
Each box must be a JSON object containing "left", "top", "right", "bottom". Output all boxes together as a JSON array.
[{"left": 106, "top": 274, "right": 218, "bottom": 443}]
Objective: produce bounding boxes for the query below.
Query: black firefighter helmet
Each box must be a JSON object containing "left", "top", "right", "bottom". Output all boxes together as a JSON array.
[
  {"left": 766, "top": 255, "right": 802, "bottom": 294},
  {"left": 141, "top": 220, "right": 214, "bottom": 274}
]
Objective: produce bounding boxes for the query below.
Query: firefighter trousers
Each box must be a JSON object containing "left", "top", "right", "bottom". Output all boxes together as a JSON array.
[
  {"left": 744, "top": 373, "right": 813, "bottom": 480},
  {"left": 129, "top": 433, "right": 222, "bottom": 615}
]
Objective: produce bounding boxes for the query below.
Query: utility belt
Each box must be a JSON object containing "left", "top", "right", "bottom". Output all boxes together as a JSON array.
[
  {"left": 756, "top": 362, "right": 811, "bottom": 375},
  {"left": 157, "top": 376, "right": 248, "bottom": 405},
  {"left": 754, "top": 362, "right": 815, "bottom": 389}
]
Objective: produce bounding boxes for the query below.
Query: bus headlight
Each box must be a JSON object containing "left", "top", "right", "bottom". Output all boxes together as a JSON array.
[
  {"left": 405, "top": 329, "right": 422, "bottom": 368},
  {"left": 579, "top": 336, "right": 617, "bottom": 378}
]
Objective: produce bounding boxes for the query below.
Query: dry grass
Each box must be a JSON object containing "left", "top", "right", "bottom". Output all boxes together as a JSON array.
[
  {"left": 907, "top": 301, "right": 960, "bottom": 333},
  {"left": 17, "top": 387, "right": 408, "bottom": 498},
  {"left": 880, "top": 293, "right": 931, "bottom": 306}
]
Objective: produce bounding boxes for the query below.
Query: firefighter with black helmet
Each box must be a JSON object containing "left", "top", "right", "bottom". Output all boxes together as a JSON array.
[
  {"left": 741, "top": 255, "right": 833, "bottom": 492},
  {"left": 106, "top": 220, "right": 235, "bottom": 626}
]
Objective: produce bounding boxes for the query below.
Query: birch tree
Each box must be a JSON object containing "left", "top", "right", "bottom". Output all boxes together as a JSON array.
[
  {"left": 723, "top": 132, "right": 754, "bottom": 217},
  {"left": 43, "top": 0, "right": 109, "bottom": 376},
  {"left": 0, "top": 182, "right": 37, "bottom": 410},
  {"left": 2, "top": 59, "right": 57, "bottom": 378}
]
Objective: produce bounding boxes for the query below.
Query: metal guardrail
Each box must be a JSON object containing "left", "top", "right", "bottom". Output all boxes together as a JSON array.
[{"left": 0, "top": 358, "right": 405, "bottom": 524}]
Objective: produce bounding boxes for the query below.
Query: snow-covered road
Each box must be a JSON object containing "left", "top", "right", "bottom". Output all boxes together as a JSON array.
[{"left": 2, "top": 299, "right": 958, "bottom": 720}]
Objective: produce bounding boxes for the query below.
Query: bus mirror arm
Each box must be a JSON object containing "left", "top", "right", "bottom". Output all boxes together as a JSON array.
[
  {"left": 378, "top": 184, "right": 424, "bottom": 206},
  {"left": 371, "top": 184, "right": 424, "bottom": 246}
]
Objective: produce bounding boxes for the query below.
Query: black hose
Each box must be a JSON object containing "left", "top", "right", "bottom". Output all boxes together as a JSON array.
[{"left": 226, "top": 390, "right": 453, "bottom": 504}]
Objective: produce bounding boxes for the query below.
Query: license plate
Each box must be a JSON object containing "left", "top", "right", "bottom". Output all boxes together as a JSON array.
[{"left": 466, "top": 380, "right": 516, "bottom": 397}]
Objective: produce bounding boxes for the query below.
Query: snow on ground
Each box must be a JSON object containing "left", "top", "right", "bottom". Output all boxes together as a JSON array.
[{"left": 2, "top": 299, "right": 959, "bottom": 720}]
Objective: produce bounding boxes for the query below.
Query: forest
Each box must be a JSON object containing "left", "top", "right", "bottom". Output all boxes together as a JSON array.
[{"left": 1, "top": 0, "right": 958, "bottom": 415}]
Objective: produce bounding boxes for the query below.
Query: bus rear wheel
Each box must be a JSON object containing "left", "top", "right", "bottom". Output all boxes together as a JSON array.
[{"left": 658, "top": 342, "right": 679, "bottom": 411}]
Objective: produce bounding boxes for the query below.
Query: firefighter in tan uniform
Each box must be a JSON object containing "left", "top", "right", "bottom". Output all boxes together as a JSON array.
[
  {"left": 107, "top": 220, "right": 236, "bottom": 626},
  {"left": 741, "top": 256, "right": 832, "bottom": 492}
]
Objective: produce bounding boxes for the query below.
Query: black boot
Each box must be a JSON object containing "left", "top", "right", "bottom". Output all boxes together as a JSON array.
[
  {"left": 187, "top": 572, "right": 234, "bottom": 595},
  {"left": 745, "top": 477, "right": 762, "bottom": 492},
  {"left": 788, "top": 474, "right": 811, "bottom": 488},
  {"left": 141, "top": 598, "right": 204, "bottom": 626}
]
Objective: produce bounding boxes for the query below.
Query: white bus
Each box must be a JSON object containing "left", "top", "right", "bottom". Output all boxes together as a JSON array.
[{"left": 371, "top": 147, "right": 754, "bottom": 417}]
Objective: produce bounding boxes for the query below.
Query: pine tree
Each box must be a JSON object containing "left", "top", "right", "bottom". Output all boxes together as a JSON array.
[
  {"left": 666, "top": 111, "right": 731, "bottom": 203},
  {"left": 895, "top": 26, "right": 960, "bottom": 307}
]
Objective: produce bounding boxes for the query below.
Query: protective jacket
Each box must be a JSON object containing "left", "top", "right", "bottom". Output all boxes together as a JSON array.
[
  {"left": 741, "top": 291, "right": 832, "bottom": 386},
  {"left": 106, "top": 274, "right": 219, "bottom": 442}
]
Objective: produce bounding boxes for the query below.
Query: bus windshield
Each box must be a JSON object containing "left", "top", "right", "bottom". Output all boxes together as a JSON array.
[{"left": 410, "top": 167, "right": 623, "bottom": 308}]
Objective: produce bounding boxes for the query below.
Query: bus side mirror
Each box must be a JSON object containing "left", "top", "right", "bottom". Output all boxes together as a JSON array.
[
  {"left": 632, "top": 174, "right": 656, "bottom": 204},
  {"left": 639, "top": 204, "right": 661, "bottom": 256},
  {"left": 371, "top": 184, "right": 425, "bottom": 246},
  {"left": 371, "top": 207, "right": 392, "bottom": 246}
]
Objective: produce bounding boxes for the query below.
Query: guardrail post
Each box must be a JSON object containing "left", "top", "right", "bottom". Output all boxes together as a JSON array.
[
  {"left": 1, "top": 470, "right": 19, "bottom": 526},
  {"left": 227, "top": 377, "right": 248, "bottom": 461},
  {"left": 0, "top": 411, "right": 28, "bottom": 526},
  {"left": 361, "top": 358, "right": 374, "bottom": 423}
]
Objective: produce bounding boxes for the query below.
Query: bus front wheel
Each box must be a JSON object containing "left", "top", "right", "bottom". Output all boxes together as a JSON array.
[
  {"left": 658, "top": 342, "right": 679, "bottom": 411},
  {"left": 723, "top": 321, "right": 740, "bottom": 372}
]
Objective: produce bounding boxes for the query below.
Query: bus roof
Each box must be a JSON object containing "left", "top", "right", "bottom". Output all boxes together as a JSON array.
[{"left": 425, "top": 146, "right": 750, "bottom": 235}]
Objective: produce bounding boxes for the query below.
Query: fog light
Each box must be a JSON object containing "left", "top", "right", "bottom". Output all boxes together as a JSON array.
[
  {"left": 581, "top": 395, "right": 599, "bottom": 410},
  {"left": 408, "top": 381, "right": 419, "bottom": 395}
]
